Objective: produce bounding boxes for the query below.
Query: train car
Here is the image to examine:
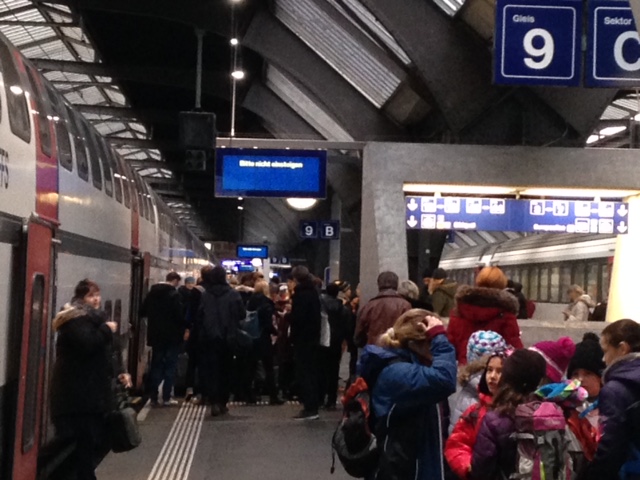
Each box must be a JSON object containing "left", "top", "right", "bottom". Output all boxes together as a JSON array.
[
  {"left": 0, "top": 33, "right": 210, "bottom": 480},
  {"left": 440, "top": 233, "right": 615, "bottom": 315}
]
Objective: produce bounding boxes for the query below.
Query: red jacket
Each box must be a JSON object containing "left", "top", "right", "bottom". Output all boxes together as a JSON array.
[
  {"left": 447, "top": 286, "right": 523, "bottom": 364},
  {"left": 445, "top": 393, "right": 492, "bottom": 480}
]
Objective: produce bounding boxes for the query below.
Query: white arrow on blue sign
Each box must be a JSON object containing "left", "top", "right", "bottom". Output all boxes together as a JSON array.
[{"left": 494, "top": 0, "right": 582, "bottom": 86}]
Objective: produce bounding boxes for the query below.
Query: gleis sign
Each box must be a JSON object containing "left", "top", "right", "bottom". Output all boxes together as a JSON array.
[
  {"left": 494, "top": 0, "right": 582, "bottom": 86},
  {"left": 587, "top": 1, "right": 640, "bottom": 86}
]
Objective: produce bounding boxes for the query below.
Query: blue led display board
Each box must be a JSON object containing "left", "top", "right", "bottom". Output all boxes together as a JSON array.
[
  {"left": 405, "top": 197, "right": 629, "bottom": 234},
  {"left": 494, "top": 0, "right": 582, "bottom": 86},
  {"left": 215, "top": 148, "right": 327, "bottom": 198},
  {"left": 586, "top": 1, "right": 640, "bottom": 87},
  {"left": 236, "top": 244, "right": 269, "bottom": 259}
]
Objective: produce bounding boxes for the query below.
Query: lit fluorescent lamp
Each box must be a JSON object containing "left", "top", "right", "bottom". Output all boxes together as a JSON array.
[
  {"left": 286, "top": 198, "right": 318, "bottom": 210},
  {"left": 402, "top": 184, "right": 517, "bottom": 195},
  {"left": 520, "top": 188, "right": 640, "bottom": 199},
  {"left": 231, "top": 70, "right": 245, "bottom": 80}
]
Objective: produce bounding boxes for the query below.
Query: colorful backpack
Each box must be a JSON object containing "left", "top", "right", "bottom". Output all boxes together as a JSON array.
[{"left": 509, "top": 401, "right": 571, "bottom": 480}]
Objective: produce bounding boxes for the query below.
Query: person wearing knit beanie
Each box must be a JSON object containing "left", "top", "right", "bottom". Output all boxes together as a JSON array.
[
  {"left": 466, "top": 330, "right": 508, "bottom": 363},
  {"left": 567, "top": 332, "right": 605, "bottom": 400},
  {"left": 529, "top": 337, "right": 576, "bottom": 383}
]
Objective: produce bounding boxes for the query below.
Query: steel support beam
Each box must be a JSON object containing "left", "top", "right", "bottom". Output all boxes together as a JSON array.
[
  {"left": 242, "top": 82, "right": 323, "bottom": 140},
  {"left": 32, "top": 0, "right": 232, "bottom": 35},
  {"left": 73, "top": 104, "right": 176, "bottom": 124},
  {"left": 32, "top": 59, "right": 230, "bottom": 101},
  {"left": 243, "top": 10, "right": 404, "bottom": 141}
]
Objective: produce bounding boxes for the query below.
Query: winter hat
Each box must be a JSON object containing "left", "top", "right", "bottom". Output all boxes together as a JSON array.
[
  {"left": 432, "top": 268, "right": 447, "bottom": 280},
  {"left": 567, "top": 333, "right": 606, "bottom": 379},
  {"left": 529, "top": 337, "right": 576, "bottom": 383},
  {"left": 500, "top": 349, "right": 547, "bottom": 394},
  {"left": 467, "top": 330, "right": 508, "bottom": 363}
]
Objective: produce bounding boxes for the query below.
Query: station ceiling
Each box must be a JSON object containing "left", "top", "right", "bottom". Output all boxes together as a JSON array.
[{"left": 2, "top": 0, "right": 639, "bottom": 256}]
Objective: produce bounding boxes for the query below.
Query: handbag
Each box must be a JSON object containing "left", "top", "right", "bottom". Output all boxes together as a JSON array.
[
  {"left": 108, "top": 388, "right": 142, "bottom": 453},
  {"left": 226, "top": 327, "right": 253, "bottom": 354}
]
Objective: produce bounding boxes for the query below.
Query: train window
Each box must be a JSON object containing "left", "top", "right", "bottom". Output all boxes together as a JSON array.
[
  {"left": 106, "top": 148, "right": 123, "bottom": 204},
  {"left": 573, "top": 263, "right": 585, "bottom": 292},
  {"left": 45, "top": 87, "right": 73, "bottom": 171},
  {"left": 560, "top": 266, "right": 572, "bottom": 303},
  {"left": 66, "top": 106, "right": 89, "bottom": 181},
  {"left": 114, "top": 299, "right": 122, "bottom": 332},
  {"left": 91, "top": 131, "right": 112, "bottom": 197},
  {"left": 550, "top": 266, "right": 560, "bottom": 303},
  {"left": 587, "top": 263, "right": 599, "bottom": 302},
  {"left": 520, "top": 268, "right": 529, "bottom": 299},
  {"left": 80, "top": 121, "right": 103, "bottom": 190},
  {"left": 530, "top": 267, "right": 540, "bottom": 301},
  {"left": 118, "top": 158, "right": 131, "bottom": 209},
  {"left": 603, "top": 262, "right": 611, "bottom": 302},
  {"left": 133, "top": 174, "right": 148, "bottom": 220},
  {"left": 22, "top": 274, "right": 45, "bottom": 454},
  {"left": 0, "top": 42, "right": 31, "bottom": 143},
  {"left": 25, "top": 67, "right": 52, "bottom": 157},
  {"left": 148, "top": 192, "right": 156, "bottom": 225},
  {"left": 539, "top": 267, "right": 549, "bottom": 302}
]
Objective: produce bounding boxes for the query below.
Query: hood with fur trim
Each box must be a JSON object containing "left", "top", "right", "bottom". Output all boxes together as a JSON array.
[
  {"left": 454, "top": 286, "right": 519, "bottom": 323},
  {"left": 53, "top": 303, "right": 85, "bottom": 331},
  {"left": 458, "top": 356, "right": 489, "bottom": 387}
]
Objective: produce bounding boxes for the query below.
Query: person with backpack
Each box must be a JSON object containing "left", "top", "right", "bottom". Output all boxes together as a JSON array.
[
  {"left": 578, "top": 319, "right": 640, "bottom": 480},
  {"left": 530, "top": 336, "right": 577, "bottom": 385},
  {"left": 445, "top": 347, "right": 509, "bottom": 479},
  {"left": 356, "top": 309, "right": 457, "bottom": 480},
  {"left": 471, "top": 349, "right": 547, "bottom": 479}
]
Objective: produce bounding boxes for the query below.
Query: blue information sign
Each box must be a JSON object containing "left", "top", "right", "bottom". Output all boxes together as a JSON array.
[
  {"left": 300, "top": 221, "right": 318, "bottom": 239},
  {"left": 320, "top": 221, "right": 340, "bottom": 240},
  {"left": 405, "top": 197, "right": 629, "bottom": 234},
  {"left": 237, "top": 244, "right": 269, "bottom": 259},
  {"left": 587, "top": 1, "right": 640, "bottom": 87},
  {"left": 495, "top": 0, "right": 582, "bottom": 86}
]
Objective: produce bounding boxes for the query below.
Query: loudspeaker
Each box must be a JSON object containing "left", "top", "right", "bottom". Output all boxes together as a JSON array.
[
  {"left": 179, "top": 111, "right": 217, "bottom": 149},
  {"left": 184, "top": 150, "right": 208, "bottom": 172}
]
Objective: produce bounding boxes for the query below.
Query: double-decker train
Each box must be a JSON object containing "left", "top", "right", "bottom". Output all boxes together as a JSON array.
[{"left": 0, "top": 33, "right": 210, "bottom": 479}]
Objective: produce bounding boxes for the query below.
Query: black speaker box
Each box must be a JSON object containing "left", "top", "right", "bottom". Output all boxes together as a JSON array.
[{"left": 179, "top": 111, "right": 217, "bottom": 149}]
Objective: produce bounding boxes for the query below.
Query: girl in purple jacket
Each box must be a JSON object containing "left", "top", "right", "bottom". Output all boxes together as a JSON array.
[{"left": 470, "top": 349, "right": 547, "bottom": 479}]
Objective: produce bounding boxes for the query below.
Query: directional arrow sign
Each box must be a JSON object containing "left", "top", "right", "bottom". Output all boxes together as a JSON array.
[
  {"left": 407, "top": 198, "right": 419, "bottom": 212},
  {"left": 407, "top": 215, "right": 418, "bottom": 228},
  {"left": 618, "top": 205, "right": 629, "bottom": 217},
  {"left": 618, "top": 221, "right": 629, "bottom": 234}
]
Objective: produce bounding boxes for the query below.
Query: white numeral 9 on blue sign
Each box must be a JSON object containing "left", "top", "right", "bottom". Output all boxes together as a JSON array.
[
  {"left": 305, "top": 226, "right": 314, "bottom": 236},
  {"left": 523, "top": 28, "right": 555, "bottom": 69}
]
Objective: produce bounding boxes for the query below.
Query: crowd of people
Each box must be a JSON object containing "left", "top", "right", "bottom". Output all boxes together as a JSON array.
[{"left": 50, "top": 262, "right": 640, "bottom": 480}]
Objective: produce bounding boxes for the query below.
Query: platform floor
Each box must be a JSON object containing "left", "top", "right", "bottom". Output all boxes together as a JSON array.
[{"left": 96, "top": 401, "right": 351, "bottom": 480}]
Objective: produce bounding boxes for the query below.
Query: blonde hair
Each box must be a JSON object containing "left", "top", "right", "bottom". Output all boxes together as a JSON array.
[
  {"left": 379, "top": 308, "right": 435, "bottom": 364},
  {"left": 254, "top": 280, "right": 270, "bottom": 296},
  {"left": 476, "top": 266, "right": 508, "bottom": 289},
  {"left": 398, "top": 280, "right": 419, "bottom": 300}
]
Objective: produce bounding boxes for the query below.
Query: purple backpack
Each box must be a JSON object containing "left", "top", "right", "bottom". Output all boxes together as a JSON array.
[{"left": 509, "top": 401, "right": 571, "bottom": 480}]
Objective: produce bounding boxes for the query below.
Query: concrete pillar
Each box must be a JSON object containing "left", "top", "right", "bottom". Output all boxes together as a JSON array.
[
  {"left": 328, "top": 196, "right": 341, "bottom": 283},
  {"left": 607, "top": 195, "right": 640, "bottom": 322}
]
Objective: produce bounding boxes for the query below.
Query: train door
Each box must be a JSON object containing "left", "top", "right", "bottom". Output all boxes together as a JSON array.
[
  {"left": 11, "top": 217, "right": 54, "bottom": 480},
  {"left": 128, "top": 252, "right": 150, "bottom": 391}
]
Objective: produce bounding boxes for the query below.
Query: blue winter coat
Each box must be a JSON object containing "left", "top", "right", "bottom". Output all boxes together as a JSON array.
[
  {"left": 358, "top": 327, "right": 457, "bottom": 480},
  {"left": 581, "top": 353, "right": 640, "bottom": 480}
]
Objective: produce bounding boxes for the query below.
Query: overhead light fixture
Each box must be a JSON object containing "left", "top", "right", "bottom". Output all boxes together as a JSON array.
[
  {"left": 237, "top": 205, "right": 244, "bottom": 210},
  {"left": 9, "top": 85, "right": 23, "bottom": 95},
  {"left": 586, "top": 135, "right": 600, "bottom": 144},
  {"left": 238, "top": 196, "right": 243, "bottom": 201},
  {"left": 231, "top": 70, "right": 245, "bottom": 80},
  {"left": 403, "top": 184, "right": 517, "bottom": 195},
  {"left": 204, "top": 242, "right": 212, "bottom": 250},
  {"left": 230, "top": 38, "right": 239, "bottom": 46},
  {"left": 286, "top": 198, "right": 318, "bottom": 211},
  {"left": 520, "top": 188, "right": 640, "bottom": 199}
]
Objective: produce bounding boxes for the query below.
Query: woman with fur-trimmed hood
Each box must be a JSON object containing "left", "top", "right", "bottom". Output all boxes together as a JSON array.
[
  {"left": 50, "top": 280, "right": 128, "bottom": 480},
  {"left": 447, "top": 267, "right": 523, "bottom": 365}
]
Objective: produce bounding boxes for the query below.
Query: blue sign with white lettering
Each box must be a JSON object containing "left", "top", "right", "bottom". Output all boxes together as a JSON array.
[
  {"left": 300, "top": 221, "right": 318, "bottom": 239},
  {"left": 495, "top": 0, "right": 582, "bottom": 86},
  {"left": 320, "top": 221, "right": 340, "bottom": 240},
  {"left": 405, "top": 197, "right": 629, "bottom": 234},
  {"left": 237, "top": 244, "right": 269, "bottom": 259},
  {"left": 587, "top": 1, "right": 640, "bottom": 87}
]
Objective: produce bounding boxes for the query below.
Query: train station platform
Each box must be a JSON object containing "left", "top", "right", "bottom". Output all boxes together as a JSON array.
[{"left": 96, "top": 401, "right": 349, "bottom": 480}]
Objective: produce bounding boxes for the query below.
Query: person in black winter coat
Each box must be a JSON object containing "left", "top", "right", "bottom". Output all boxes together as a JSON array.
[
  {"left": 178, "top": 277, "right": 202, "bottom": 399},
  {"left": 197, "top": 266, "right": 246, "bottom": 416},
  {"left": 246, "top": 280, "right": 284, "bottom": 405},
  {"left": 140, "top": 272, "right": 185, "bottom": 406},
  {"left": 50, "top": 279, "right": 129, "bottom": 480},
  {"left": 289, "top": 265, "right": 322, "bottom": 419},
  {"left": 319, "top": 283, "right": 351, "bottom": 409}
]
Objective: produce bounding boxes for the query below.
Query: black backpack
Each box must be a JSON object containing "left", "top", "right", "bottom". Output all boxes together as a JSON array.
[{"left": 331, "top": 358, "right": 401, "bottom": 478}]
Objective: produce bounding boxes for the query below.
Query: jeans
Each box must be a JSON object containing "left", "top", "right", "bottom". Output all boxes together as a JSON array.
[{"left": 148, "top": 342, "right": 182, "bottom": 402}]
